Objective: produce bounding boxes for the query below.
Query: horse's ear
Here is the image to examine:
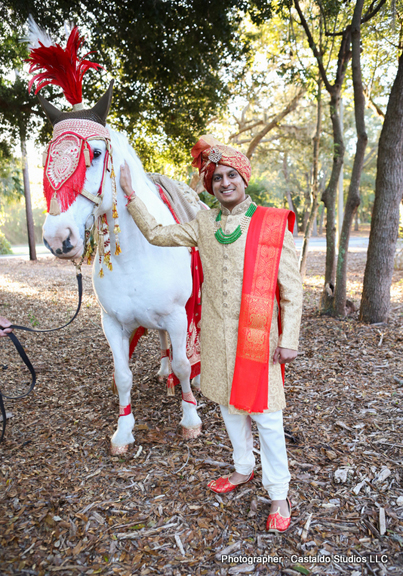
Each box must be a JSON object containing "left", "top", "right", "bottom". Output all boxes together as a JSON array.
[
  {"left": 90, "top": 80, "right": 114, "bottom": 126},
  {"left": 37, "top": 94, "right": 62, "bottom": 126}
]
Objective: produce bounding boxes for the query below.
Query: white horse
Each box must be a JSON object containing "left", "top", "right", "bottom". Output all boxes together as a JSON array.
[{"left": 42, "top": 128, "right": 202, "bottom": 454}]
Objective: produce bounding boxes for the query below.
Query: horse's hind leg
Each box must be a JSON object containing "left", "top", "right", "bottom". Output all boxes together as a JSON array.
[
  {"left": 191, "top": 373, "right": 201, "bottom": 391},
  {"left": 102, "top": 314, "right": 135, "bottom": 455},
  {"left": 165, "top": 309, "right": 202, "bottom": 438},
  {"left": 157, "top": 330, "right": 170, "bottom": 382}
]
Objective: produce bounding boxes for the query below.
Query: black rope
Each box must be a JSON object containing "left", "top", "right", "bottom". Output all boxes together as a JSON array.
[{"left": 0, "top": 273, "right": 83, "bottom": 443}]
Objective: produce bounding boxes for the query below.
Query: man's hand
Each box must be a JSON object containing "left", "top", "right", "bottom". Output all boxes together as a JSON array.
[
  {"left": 120, "top": 161, "right": 135, "bottom": 200},
  {"left": 0, "top": 317, "right": 12, "bottom": 337},
  {"left": 273, "top": 347, "right": 298, "bottom": 364}
]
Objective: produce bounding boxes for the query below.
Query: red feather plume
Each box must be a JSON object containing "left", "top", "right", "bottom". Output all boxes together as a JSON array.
[{"left": 27, "top": 27, "right": 102, "bottom": 105}]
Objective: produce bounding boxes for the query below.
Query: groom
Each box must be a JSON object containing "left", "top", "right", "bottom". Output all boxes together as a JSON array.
[{"left": 120, "top": 135, "right": 302, "bottom": 532}]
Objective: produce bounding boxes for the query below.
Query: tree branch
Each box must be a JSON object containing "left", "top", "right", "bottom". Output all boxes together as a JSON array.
[
  {"left": 229, "top": 120, "right": 264, "bottom": 140},
  {"left": 293, "top": 0, "right": 332, "bottom": 92},
  {"left": 362, "top": 0, "right": 388, "bottom": 24},
  {"left": 245, "top": 89, "right": 305, "bottom": 158},
  {"left": 363, "top": 87, "right": 385, "bottom": 119}
]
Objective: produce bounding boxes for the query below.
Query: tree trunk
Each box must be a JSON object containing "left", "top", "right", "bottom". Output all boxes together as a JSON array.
[
  {"left": 319, "top": 204, "right": 325, "bottom": 235},
  {"left": 299, "top": 76, "right": 322, "bottom": 280},
  {"left": 334, "top": 0, "right": 367, "bottom": 315},
  {"left": 20, "top": 134, "right": 37, "bottom": 261},
  {"left": 313, "top": 215, "right": 318, "bottom": 236},
  {"left": 360, "top": 52, "right": 403, "bottom": 323},
  {"left": 322, "top": 90, "right": 344, "bottom": 289},
  {"left": 293, "top": 0, "right": 352, "bottom": 308},
  {"left": 354, "top": 210, "right": 359, "bottom": 231},
  {"left": 282, "top": 152, "right": 298, "bottom": 236}
]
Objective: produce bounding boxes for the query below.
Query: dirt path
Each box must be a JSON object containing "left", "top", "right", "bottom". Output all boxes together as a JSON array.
[{"left": 0, "top": 252, "right": 402, "bottom": 576}]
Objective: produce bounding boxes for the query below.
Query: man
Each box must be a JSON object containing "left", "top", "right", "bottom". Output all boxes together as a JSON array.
[
  {"left": 120, "top": 135, "right": 303, "bottom": 532},
  {"left": 0, "top": 317, "right": 12, "bottom": 337}
]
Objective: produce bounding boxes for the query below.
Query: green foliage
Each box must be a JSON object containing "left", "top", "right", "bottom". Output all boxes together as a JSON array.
[
  {"left": 0, "top": 151, "right": 24, "bottom": 211},
  {"left": 0, "top": 231, "right": 12, "bottom": 254},
  {"left": 3, "top": 0, "right": 252, "bottom": 170},
  {"left": 0, "top": 201, "right": 45, "bottom": 244},
  {"left": 246, "top": 178, "right": 282, "bottom": 207}
]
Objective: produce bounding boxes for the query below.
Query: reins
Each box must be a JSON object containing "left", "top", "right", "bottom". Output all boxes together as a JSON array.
[{"left": 0, "top": 268, "right": 83, "bottom": 443}]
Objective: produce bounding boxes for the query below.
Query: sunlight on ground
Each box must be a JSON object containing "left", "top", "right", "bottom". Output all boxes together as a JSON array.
[{"left": 0, "top": 277, "right": 42, "bottom": 297}]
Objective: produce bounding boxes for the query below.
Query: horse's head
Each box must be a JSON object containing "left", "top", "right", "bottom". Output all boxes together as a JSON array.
[{"left": 41, "top": 84, "right": 115, "bottom": 261}]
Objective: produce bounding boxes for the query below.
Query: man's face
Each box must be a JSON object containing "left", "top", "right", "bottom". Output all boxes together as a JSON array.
[{"left": 211, "top": 164, "right": 246, "bottom": 211}]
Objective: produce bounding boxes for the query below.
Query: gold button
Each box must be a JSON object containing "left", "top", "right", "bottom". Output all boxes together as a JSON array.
[
  {"left": 223, "top": 278, "right": 228, "bottom": 284},
  {"left": 223, "top": 302, "right": 228, "bottom": 307}
]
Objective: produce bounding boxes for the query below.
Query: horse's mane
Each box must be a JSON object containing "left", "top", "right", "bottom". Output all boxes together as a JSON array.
[
  {"left": 108, "top": 128, "right": 160, "bottom": 200},
  {"left": 107, "top": 127, "right": 175, "bottom": 226}
]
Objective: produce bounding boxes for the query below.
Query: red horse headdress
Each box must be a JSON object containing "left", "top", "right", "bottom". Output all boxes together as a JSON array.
[
  {"left": 27, "top": 22, "right": 120, "bottom": 275},
  {"left": 27, "top": 25, "right": 113, "bottom": 214}
]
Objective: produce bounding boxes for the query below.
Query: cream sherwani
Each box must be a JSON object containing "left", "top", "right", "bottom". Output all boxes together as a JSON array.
[{"left": 128, "top": 195, "right": 303, "bottom": 415}]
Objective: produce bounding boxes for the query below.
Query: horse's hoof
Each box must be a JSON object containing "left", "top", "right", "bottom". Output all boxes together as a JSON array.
[
  {"left": 182, "top": 424, "right": 202, "bottom": 439},
  {"left": 110, "top": 443, "right": 129, "bottom": 456}
]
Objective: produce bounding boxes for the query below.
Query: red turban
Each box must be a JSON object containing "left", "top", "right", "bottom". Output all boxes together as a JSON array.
[{"left": 191, "top": 135, "right": 251, "bottom": 195}]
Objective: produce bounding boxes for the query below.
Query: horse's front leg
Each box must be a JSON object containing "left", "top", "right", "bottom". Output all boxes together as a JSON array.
[
  {"left": 165, "top": 309, "right": 202, "bottom": 439},
  {"left": 102, "top": 313, "right": 135, "bottom": 455}
]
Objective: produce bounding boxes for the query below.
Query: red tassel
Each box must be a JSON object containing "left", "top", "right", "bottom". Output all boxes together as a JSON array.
[{"left": 27, "top": 27, "right": 102, "bottom": 105}]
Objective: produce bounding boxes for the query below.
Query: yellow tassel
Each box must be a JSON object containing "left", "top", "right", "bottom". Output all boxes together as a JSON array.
[
  {"left": 107, "top": 261, "right": 113, "bottom": 271},
  {"left": 104, "top": 254, "right": 110, "bottom": 265},
  {"left": 115, "top": 244, "right": 122, "bottom": 256},
  {"left": 49, "top": 193, "right": 61, "bottom": 216},
  {"left": 99, "top": 268, "right": 104, "bottom": 278},
  {"left": 114, "top": 224, "right": 121, "bottom": 234},
  {"left": 112, "top": 205, "right": 118, "bottom": 219},
  {"left": 167, "top": 384, "right": 175, "bottom": 397}
]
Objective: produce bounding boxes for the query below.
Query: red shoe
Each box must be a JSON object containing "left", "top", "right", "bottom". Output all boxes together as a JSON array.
[
  {"left": 266, "top": 498, "right": 291, "bottom": 533},
  {"left": 207, "top": 471, "right": 254, "bottom": 494}
]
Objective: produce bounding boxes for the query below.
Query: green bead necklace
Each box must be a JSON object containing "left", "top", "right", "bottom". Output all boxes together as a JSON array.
[{"left": 214, "top": 203, "right": 257, "bottom": 244}]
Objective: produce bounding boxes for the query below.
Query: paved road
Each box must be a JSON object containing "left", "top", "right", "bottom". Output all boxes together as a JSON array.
[
  {"left": 294, "top": 236, "right": 369, "bottom": 252},
  {"left": 1, "top": 236, "right": 372, "bottom": 259},
  {"left": 0, "top": 244, "right": 52, "bottom": 260}
]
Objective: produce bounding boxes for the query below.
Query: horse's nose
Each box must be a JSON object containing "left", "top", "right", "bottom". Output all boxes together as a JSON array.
[
  {"left": 62, "top": 235, "right": 74, "bottom": 254},
  {"left": 43, "top": 234, "right": 75, "bottom": 255}
]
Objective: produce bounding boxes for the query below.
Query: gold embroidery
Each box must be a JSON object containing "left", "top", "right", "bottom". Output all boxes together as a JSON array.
[{"left": 236, "top": 211, "right": 284, "bottom": 365}]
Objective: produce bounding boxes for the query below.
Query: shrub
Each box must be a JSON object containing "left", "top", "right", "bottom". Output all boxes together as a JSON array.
[{"left": 0, "top": 232, "right": 12, "bottom": 255}]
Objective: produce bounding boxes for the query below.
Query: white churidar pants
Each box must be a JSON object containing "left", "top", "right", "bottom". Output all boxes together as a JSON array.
[{"left": 220, "top": 405, "right": 290, "bottom": 500}]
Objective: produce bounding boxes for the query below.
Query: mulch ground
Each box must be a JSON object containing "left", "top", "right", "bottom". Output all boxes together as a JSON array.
[{"left": 0, "top": 248, "right": 402, "bottom": 576}]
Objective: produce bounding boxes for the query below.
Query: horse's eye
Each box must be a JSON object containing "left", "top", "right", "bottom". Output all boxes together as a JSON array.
[{"left": 93, "top": 149, "right": 102, "bottom": 159}]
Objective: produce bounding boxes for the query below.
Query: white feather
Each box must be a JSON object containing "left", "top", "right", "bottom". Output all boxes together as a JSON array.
[
  {"left": 63, "top": 21, "right": 75, "bottom": 41},
  {"left": 27, "top": 14, "right": 54, "bottom": 49}
]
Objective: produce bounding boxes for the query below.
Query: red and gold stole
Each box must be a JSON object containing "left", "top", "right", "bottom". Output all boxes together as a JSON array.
[{"left": 229, "top": 207, "right": 295, "bottom": 413}]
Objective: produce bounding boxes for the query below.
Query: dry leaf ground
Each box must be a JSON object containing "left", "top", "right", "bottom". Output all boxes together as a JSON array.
[{"left": 0, "top": 244, "right": 402, "bottom": 576}]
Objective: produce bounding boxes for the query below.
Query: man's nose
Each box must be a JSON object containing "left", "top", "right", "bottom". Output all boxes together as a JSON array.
[{"left": 221, "top": 176, "right": 230, "bottom": 187}]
